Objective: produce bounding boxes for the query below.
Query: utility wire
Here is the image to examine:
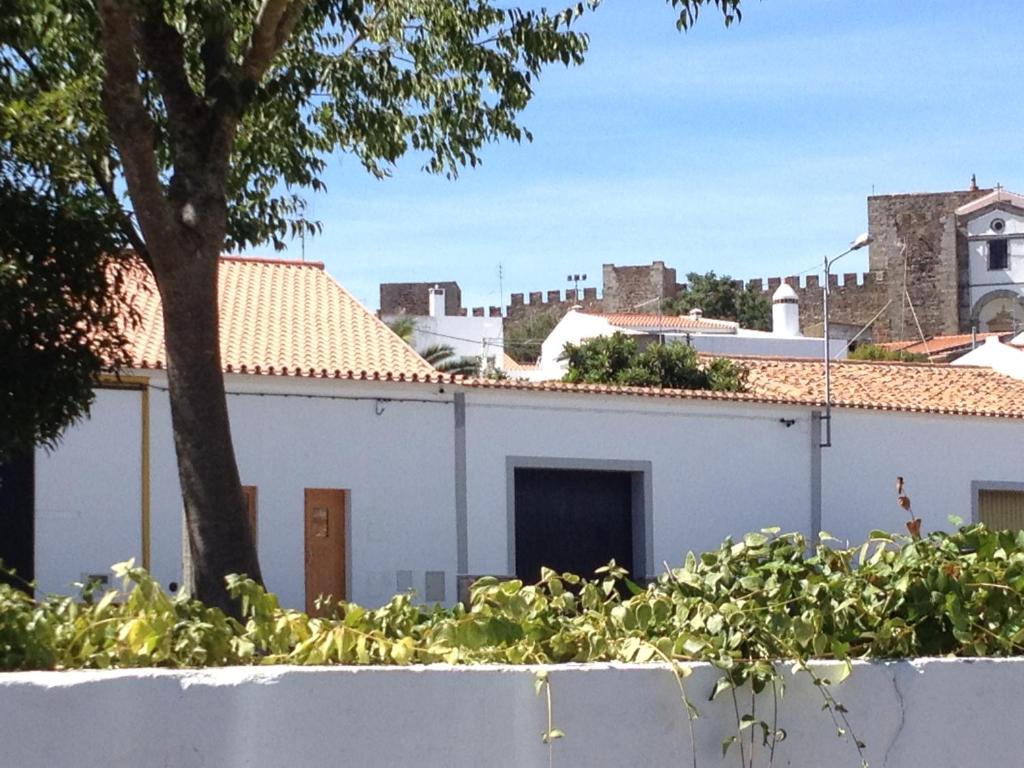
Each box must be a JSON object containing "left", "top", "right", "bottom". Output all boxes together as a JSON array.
[{"left": 832, "top": 299, "right": 892, "bottom": 359}]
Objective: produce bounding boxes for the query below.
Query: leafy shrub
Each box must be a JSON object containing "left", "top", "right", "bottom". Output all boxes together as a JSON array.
[
  {"left": 847, "top": 343, "right": 927, "bottom": 362},
  {"left": 561, "top": 332, "right": 747, "bottom": 391},
  {"left": 4, "top": 523, "right": 1024, "bottom": 672}
]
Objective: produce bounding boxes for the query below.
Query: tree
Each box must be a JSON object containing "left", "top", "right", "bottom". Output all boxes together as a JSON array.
[
  {"left": 0, "top": 154, "right": 133, "bottom": 461},
  {"left": 1, "top": 0, "right": 743, "bottom": 611},
  {"left": 504, "top": 312, "right": 558, "bottom": 364},
  {"left": 664, "top": 271, "right": 771, "bottom": 330},
  {"left": 561, "top": 332, "right": 746, "bottom": 391}
]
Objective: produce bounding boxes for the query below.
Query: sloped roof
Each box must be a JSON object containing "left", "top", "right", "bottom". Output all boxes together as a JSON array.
[
  {"left": 583, "top": 311, "right": 738, "bottom": 332},
  {"left": 123, "top": 256, "right": 440, "bottom": 380},
  {"left": 951, "top": 337, "right": 1024, "bottom": 380},
  {"left": 461, "top": 356, "right": 1024, "bottom": 419},
  {"left": 956, "top": 188, "right": 1024, "bottom": 217},
  {"left": 877, "top": 332, "right": 1010, "bottom": 361}
]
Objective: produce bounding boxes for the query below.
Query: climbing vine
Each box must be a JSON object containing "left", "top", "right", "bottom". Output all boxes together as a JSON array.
[{"left": 4, "top": 522, "right": 1024, "bottom": 765}]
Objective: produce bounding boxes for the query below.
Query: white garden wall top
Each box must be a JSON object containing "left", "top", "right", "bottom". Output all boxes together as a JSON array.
[{"left": 1, "top": 658, "right": 1019, "bottom": 768}]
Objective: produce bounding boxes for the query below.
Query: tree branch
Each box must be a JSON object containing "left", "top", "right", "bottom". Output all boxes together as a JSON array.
[
  {"left": 97, "top": 0, "right": 176, "bottom": 252},
  {"left": 242, "top": 0, "right": 306, "bottom": 84},
  {"left": 85, "top": 151, "right": 151, "bottom": 265},
  {"left": 134, "top": 4, "right": 207, "bottom": 160},
  {"left": 12, "top": 36, "right": 151, "bottom": 264}
]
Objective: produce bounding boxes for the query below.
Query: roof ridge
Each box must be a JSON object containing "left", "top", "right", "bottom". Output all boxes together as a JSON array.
[
  {"left": 704, "top": 353, "right": 956, "bottom": 369},
  {"left": 220, "top": 255, "right": 325, "bottom": 270}
]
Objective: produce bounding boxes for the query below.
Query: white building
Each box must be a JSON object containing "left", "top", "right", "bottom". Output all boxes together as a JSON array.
[
  {"left": 958, "top": 187, "right": 1024, "bottom": 332},
  {"left": 9, "top": 257, "right": 1024, "bottom": 611},
  {"left": 525, "top": 283, "right": 845, "bottom": 381},
  {"left": 382, "top": 285, "right": 505, "bottom": 372},
  {"left": 951, "top": 335, "right": 1024, "bottom": 379}
]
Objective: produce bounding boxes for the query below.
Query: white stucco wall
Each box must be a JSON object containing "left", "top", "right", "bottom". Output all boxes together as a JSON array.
[
  {"left": 820, "top": 408, "right": 1024, "bottom": 543},
  {"left": 684, "top": 332, "right": 847, "bottom": 360},
  {"left": 535, "top": 310, "right": 618, "bottom": 379},
  {"left": 34, "top": 387, "right": 144, "bottom": 595},
  {"left": 38, "top": 375, "right": 458, "bottom": 609},
  {"left": 32, "top": 372, "right": 1024, "bottom": 611},
  {"left": 221, "top": 376, "right": 456, "bottom": 608},
  {"left": 532, "top": 310, "right": 845, "bottom": 381},
  {"left": 1, "top": 659, "right": 1021, "bottom": 768},
  {"left": 965, "top": 208, "right": 1024, "bottom": 321},
  {"left": 383, "top": 313, "right": 505, "bottom": 370},
  {"left": 462, "top": 389, "right": 813, "bottom": 579}
]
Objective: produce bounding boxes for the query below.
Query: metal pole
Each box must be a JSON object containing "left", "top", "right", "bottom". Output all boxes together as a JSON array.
[{"left": 822, "top": 254, "right": 832, "bottom": 448}]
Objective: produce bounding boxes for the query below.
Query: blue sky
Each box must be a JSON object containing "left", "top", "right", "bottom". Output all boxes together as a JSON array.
[{"left": 262, "top": 0, "right": 1024, "bottom": 310}]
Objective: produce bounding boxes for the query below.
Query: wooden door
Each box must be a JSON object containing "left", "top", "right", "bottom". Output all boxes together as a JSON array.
[{"left": 304, "top": 488, "right": 347, "bottom": 615}]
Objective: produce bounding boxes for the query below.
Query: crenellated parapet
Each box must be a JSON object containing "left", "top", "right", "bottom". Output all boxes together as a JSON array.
[{"left": 505, "top": 286, "right": 604, "bottom": 323}]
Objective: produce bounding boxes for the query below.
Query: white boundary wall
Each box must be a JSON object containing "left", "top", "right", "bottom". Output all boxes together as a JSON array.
[{"left": 1, "top": 659, "right": 1020, "bottom": 768}]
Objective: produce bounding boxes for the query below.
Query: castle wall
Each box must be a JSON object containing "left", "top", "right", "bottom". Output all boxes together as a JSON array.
[
  {"left": 866, "top": 189, "right": 989, "bottom": 338},
  {"left": 745, "top": 272, "right": 890, "bottom": 341},
  {"left": 392, "top": 187, "right": 1004, "bottom": 344},
  {"left": 601, "top": 261, "right": 679, "bottom": 312},
  {"left": 380, "top": 281, "right": 462, "bottom": 316},
  {"left": 504, "top": 286, "right": 602, "bottom": 325}
]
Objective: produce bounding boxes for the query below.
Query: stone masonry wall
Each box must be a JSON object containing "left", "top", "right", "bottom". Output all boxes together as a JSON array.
[
  {"left": 745, "top": 272, "right": 890, "bottom": 341},
  {"left": 392, "top": 188, "right": 995, "bottom": 342},
  {"left": 601, "top": 261, "right": 680, "bottom": 313},
  {"left": 504, "top": 286, "right": 602, "bottom": 325},
  {"left": 866, "top": 189, "right": 990, "bottom": 338},
  {"left": 380, "top": 281, "right": 463, "bottom": 316}
]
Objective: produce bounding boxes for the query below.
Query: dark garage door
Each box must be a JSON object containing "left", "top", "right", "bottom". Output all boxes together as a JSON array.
[{"left": 514, "top": 467, "right": 633, "bottom": 583}]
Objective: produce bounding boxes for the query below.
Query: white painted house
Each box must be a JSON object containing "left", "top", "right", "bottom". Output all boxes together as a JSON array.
[
  {"left": 9, "top": 257, "right": 1024, "bottom": 612},
  {"left": 525, "top": 283, "right": 846, "bottom": 381},
  {"left": 382, "top": 285, "right": 505, "bottom": 372},
  {"left": 958, "top": 187, "right": 1024, "bottom": 332},
  {"left": 951, "top": 335, "right": 1024, "bottom": 379}
]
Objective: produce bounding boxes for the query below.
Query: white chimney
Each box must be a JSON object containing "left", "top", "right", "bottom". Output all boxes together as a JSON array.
[
  {"left": 428, "top": 285, "right": 445, "bottom": 318},
  {"left": 688, "top": 307, "right": 704, "bottom": 320},
  {"left": 771, "top": 282, "right": 801, "bottom": 336}
]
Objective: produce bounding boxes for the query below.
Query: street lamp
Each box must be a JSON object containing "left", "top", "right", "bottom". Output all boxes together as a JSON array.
[{"left": 821, "top": 232, "right": 874, "bottom": 448}]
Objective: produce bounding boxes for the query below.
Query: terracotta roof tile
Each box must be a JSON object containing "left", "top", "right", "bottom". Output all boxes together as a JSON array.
[
  {"left": 877, "top": 333, "right": 1008, "bottom": 358},
  {"left": 501, "top": 352, "right": 537, "bottom": 371},
  {"left": 583, "top": 311, "right": 737, "bottom": 332},
  {"left": 460, "top": 356, "right": 1024, "bottom": 419},
  {"left": 955, "top": 188, "right": 1024, "bottom": 216},
  {"left": 122, "top": 256, "right": 440, "bottom": 380}
]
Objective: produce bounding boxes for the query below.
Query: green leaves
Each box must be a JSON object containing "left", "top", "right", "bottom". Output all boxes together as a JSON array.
[
  {"left": 8, "top": 522, "right": 1024, "bottom": 678},
  {"left": 560, "top": 332, "right": 747, "bottom": 392},
  {"left": 662, "top": 270, "right": 771, "bottom": 331},
  {"left": 0, "top": 161, "right": 133, "bottom": 459}
]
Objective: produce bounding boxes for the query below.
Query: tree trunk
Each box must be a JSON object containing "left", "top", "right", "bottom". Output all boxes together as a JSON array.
[{"left": 151, "top": 243, "right": 262, "bottom": 615}]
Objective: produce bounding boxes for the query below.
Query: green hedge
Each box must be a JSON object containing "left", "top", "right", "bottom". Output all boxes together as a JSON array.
[{"left": 4, "top": 523, "right": 1024, "bottom": 673}]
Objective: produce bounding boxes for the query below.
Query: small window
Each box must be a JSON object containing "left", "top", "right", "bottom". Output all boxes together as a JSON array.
[
  {"left": 979, "top": 489, "right": 1024, "bottom": 531},
  {"left": 991, "top": 218, "right": 1006, "bottom": 234},
  {"left": 989, "top": 239, "right": 1009, "bottom": 270}
]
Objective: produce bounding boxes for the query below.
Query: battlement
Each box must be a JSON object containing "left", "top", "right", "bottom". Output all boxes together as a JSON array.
[
  {"left": 508, "top": 286, "right": 601, "bottom": 308},
  {"left": 743, "top": 271, "right": 885, "bottom": 293}
]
